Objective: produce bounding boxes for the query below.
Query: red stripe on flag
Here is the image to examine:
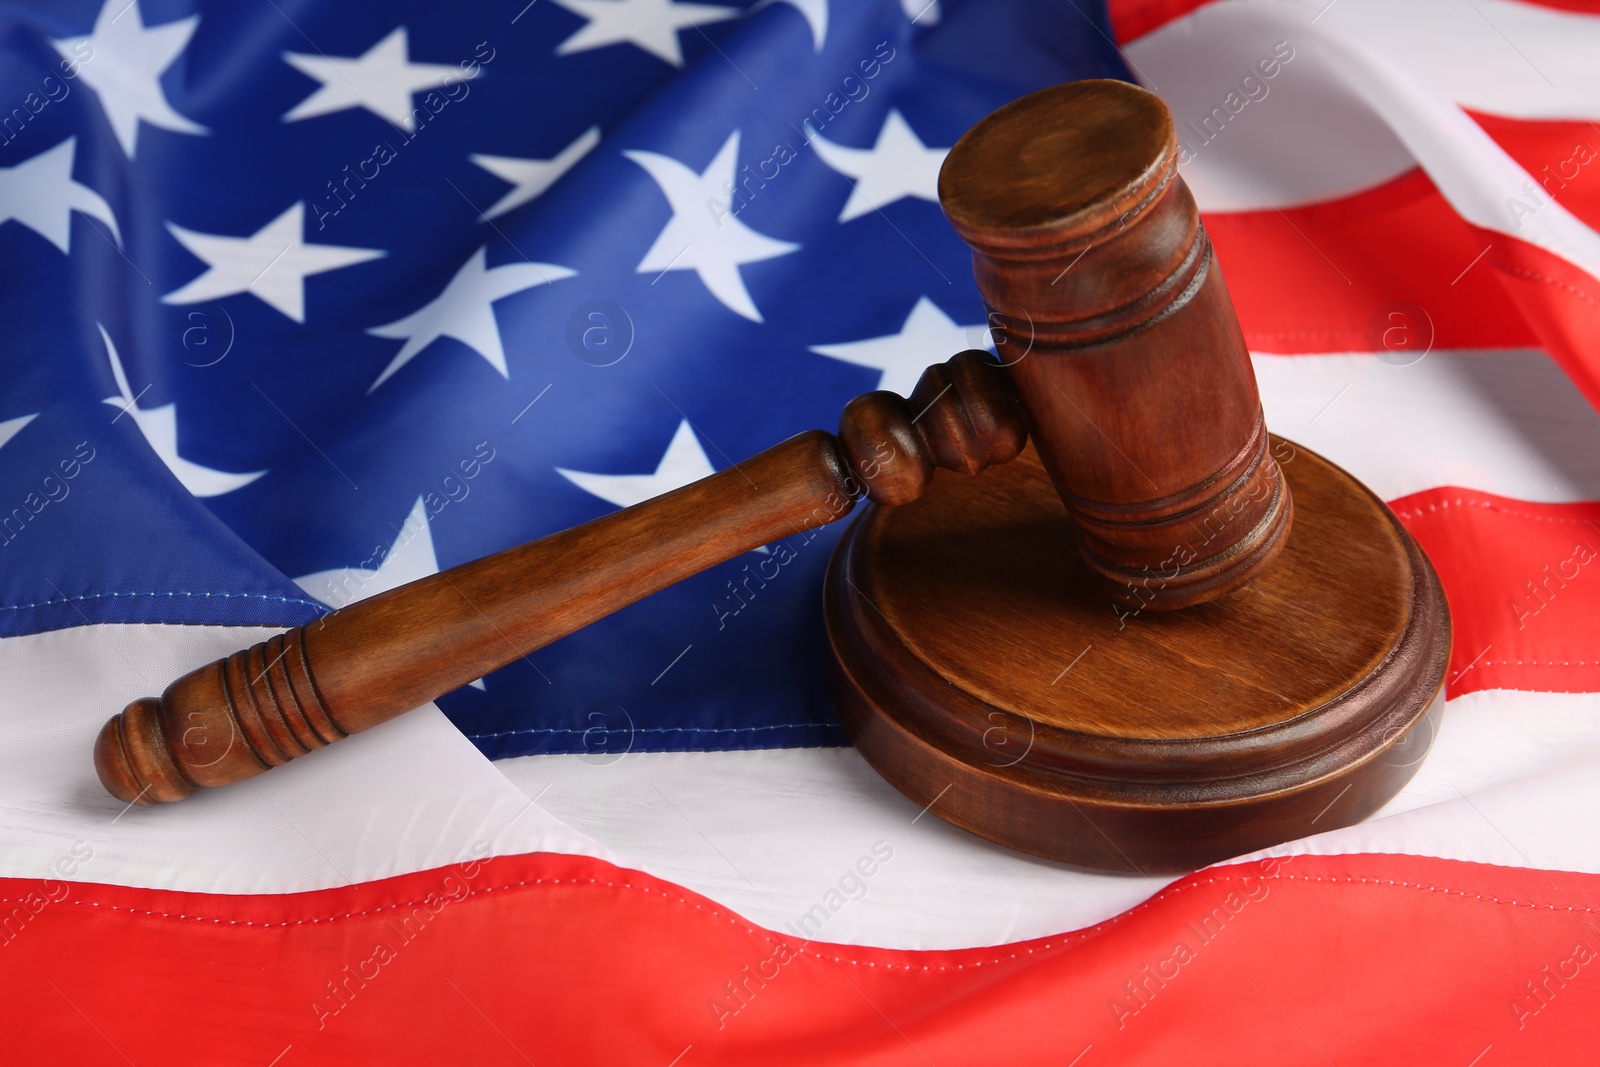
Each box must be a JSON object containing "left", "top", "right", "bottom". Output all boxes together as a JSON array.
[
  {"left": 1469, "top": 225, "right": 1600, "bottom": 410},
  {"left": 1106, "top": 0, "right": 1211, "bottom": 43},
  {"left": 1206, "top": 168, "right": 1536, "bottom": 354},
  {"left": 5, "top": 851, "right": 1600, "bottom": 1064},
  {"left": 1521, "top": 0, "right": 1600, "bottom": 11},
  {"left": 1394, "top": 488, "right": 1600, "bottom": 697},
  {"left": 1470, "top": 113, "right": 1600, "bottom": 236}
]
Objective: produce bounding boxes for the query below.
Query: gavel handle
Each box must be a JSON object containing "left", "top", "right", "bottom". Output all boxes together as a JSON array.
[{"left": 95, "top": 351, "right": 1029, "bottom": 804}]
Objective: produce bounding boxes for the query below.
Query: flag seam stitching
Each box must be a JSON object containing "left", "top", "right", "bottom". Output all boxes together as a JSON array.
[
  {"left": 0, "top": 591, "right": 325, "bottom": 613},
  {"left": 9, "top": 868, "right": 1597, "bottom": 969}
]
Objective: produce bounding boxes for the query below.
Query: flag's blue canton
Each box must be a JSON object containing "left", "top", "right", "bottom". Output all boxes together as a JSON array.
[{"left": 0, "top": 0, "right": 1127, "bottom": 756}]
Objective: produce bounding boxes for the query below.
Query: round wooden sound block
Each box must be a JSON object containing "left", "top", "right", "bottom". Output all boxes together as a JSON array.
[{"left": 824, "top": 437, "right": 1450, "bottom": 872}]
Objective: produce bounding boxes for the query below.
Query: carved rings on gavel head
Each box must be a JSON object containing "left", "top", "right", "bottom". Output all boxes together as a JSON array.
[{"left": 939, "top": 79, "right": 1292, "bottom": 610}]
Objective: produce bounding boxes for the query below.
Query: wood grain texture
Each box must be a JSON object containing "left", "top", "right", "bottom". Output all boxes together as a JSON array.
[
  {"left": 94, "top": 353, "right": 1027, "bottom": 804},
  {"left": 941, "top": 79, "right": 1290, "bottom": 609},
  {"left": 824, "top": 439, "right": 1450, "bottom": 872}
]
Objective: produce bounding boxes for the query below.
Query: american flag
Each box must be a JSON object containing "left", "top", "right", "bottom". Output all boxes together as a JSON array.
[{"left": 4, "top": 0, "right": 1600, "bottom": 1061}]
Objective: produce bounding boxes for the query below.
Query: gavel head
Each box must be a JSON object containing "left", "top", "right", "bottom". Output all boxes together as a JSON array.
[{"left": 939, "top": 79, "right": 1292, "bottom": 610}]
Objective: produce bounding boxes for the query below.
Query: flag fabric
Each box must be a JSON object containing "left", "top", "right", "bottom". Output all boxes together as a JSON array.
[{"left": 3, "top": 0, "right": 1600, "bottom": 1061}]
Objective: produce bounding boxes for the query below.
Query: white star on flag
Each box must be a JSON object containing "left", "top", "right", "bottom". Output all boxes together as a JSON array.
[
  {"left": 0, "top": 139, "right": 120, "bottom": 254},
  {"left": 97, "top": 325, "right": 266, "bottom": 497},
  {"left": 550, "top": 0, "right": 740, "bottom": 67},
  {"left": 471, "top": 126, "right": 602, "bottom": 220},
  {"left": 295, "top": 497, "right": 440, "bottom": 608},
  {"left": 749, "top": 0, "right": 828, "bottom": 50},
  {"left": 557, "top": 420, "right": 717, "bottom": 508},
  {"left": 295, "top": 498, "right": 487, "bottom": 687},
  {"left": 282, "top": 26, "right": 471, "bottom": 132},
  {"left": 628, "top": 131, "right": 799, "bottom": 323},
  {"left": 52, "top": 0, "right": 206, "bottom": 159},
  {"left": 0, "top": 413, "right": 36, "bottom": 452},
  {"left": 558, "top": 421, "right": 771, "bottom": 553},
  {"left": 811, "top": 110, "right": 949, "bottom": 223},
  {"left": 810, "top": 296, "right": 988, "bottom": 396},
  {"left": 367, "top": 246, "right": 576, "bottom": 392},
  {"left": 162, "top": 202, "right": 384, "bottom": 324}
]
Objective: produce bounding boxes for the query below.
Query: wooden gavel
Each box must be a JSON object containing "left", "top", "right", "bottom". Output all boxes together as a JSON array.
[
  {"left": 96, "top": 80, "right": 1298, "bottom": 806},
  {"left": 98, "top": 352, "right": 1033, "bottom": 802}
]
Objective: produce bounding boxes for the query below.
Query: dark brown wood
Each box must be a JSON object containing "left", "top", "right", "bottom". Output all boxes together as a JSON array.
[
  {"left": 825, "top": 439, "right": 1450, "bottom": 872},
  {"left": 941, "top": 79, "right": 1290, "bottom": 610},
  {"left": 94, "top": 352, "right": 1027, "bottom": 804}
]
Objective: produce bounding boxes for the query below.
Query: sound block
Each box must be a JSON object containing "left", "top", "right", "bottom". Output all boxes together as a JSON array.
[{"left": 824, "top": 438, "right": 1450, "bottom": 872}]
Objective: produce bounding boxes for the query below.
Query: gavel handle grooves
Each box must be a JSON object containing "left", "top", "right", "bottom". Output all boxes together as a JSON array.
[{"left": 95, "top": 351, "right": 1028, "bottom": 804}]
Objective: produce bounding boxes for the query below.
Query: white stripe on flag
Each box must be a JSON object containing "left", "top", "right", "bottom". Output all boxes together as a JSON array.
[
  {"left": 505, "top": 685, "right": 1600, "bottom": 949},
  {"left": 1128, "top": 0, "right": 1600, "bottom": 280},
  {"left": 0, "top": 623, "right": 608, "bottom": 896},
  {"left": 1231, "top": 688, "right": 1600, "bottom": 872},
  {"left": 1301, "top": 0, "right": 1600, "bottom": 122},
  {"left": 496, "top": 745, "right": 1181, "bottom": 951},
  {"left": 3, "top": 593, "right": 1600, "bottom": 949},
  {"left": 1252, "top": 348, "right": 1600, "bottom": 504}
]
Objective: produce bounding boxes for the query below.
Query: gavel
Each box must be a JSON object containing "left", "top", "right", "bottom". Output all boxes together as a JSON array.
[
  {"left": 96, "top": 81, "right": 1446, "bottom": 873},
  {"left": 96, "top": 349, "right": 1032, "bottom": 804}
]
